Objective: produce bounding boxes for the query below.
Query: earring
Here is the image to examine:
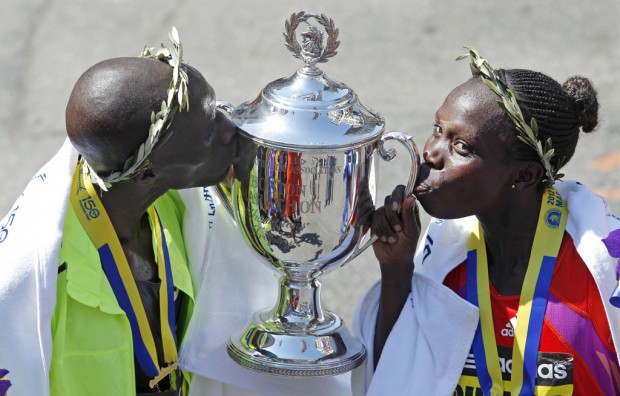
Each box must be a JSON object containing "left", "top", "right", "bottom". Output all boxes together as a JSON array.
[{"left": 511, "top": 184, "right": 515, "bottom": 189}]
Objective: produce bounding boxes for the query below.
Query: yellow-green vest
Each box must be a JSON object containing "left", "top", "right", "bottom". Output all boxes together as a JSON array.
[{"left": 51, "top": 191, "right": 194, "bottom": 395}]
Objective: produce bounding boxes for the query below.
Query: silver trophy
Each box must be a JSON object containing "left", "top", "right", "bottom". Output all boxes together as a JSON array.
[{"left": 217, "top": 11, "right": 419, "bottom": 376}]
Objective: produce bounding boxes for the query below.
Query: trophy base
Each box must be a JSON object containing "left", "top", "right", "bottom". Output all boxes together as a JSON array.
[{"left": 227, "top": 311, "right": 366, "bottom": 376}]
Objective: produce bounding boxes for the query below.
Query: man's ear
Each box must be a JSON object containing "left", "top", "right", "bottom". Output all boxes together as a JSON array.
[
  {"left": 512, "top": 161, "right": 544, "bottom": 191},
  {"left": 134, "top": 168, "right": 157, "bottom": 185}
]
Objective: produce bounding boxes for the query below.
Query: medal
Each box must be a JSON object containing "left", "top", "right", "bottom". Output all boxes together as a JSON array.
[
  {"left": 70, "top": 163, "right": 178, "bottom": 389},
  {"left": 466, "top": 187, "right": 568, "bottom": 395}
]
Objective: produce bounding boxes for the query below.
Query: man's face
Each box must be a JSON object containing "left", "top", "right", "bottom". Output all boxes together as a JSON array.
[
  {"left": 414, "top": 80, "right": 517, "bottom": 219},
  {"left": 148, "top": 74, "right": 255, "bottom": 189}
]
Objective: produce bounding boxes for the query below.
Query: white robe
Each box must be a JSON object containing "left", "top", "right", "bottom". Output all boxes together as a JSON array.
[
  {"left": 352, "top": 180, "right": 620, "bottom": 396},
  {"left": 0, "top": 139, "right": 77, "bottom": 395},
  {"left": 178, "top": 187, "right": 351, "bottom": 396},
  {"left": 0, "top": 139, "right": 351, "bottom": 395}
]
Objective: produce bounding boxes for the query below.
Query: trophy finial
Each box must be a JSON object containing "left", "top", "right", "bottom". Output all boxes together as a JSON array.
[
  {"left": 301, "top": 24, "right": 323, "bottom": 63},
  {"left": 283, "top": 11, "right": 340, "bottom": 68}
]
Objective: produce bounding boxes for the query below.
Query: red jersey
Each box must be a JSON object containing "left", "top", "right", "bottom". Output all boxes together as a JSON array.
[{"left": 444, "top": 233, "right": 620, "bottom": 395}]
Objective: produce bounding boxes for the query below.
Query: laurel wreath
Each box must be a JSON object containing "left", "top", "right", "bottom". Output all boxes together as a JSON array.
[
  {"left": 83, "top": 27, "right": 189, "bottom": 191},
  {"left": 283, "top": 11, "right": 340, "bottom": 67},
  {"left": 456, "top": 46, "right": 563, "bottom": 185}
]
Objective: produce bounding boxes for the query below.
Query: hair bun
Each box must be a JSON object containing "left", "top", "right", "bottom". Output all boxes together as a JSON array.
[{"left": 562, "top": 75, "right": 599, "bottom": 133}]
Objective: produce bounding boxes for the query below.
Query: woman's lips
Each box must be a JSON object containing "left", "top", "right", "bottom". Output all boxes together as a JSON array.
[{"left": 413, "top": 170, "right": 435, "bottom": 197}]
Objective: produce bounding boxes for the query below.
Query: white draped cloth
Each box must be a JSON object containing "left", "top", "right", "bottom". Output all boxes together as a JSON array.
[
  {"left": 0, "top": 139, "right": 351, "bottom": 395},
  {"left": 352, "top": 180, "right": 620, "bottom": 396},
  {"left": 0, "top": 139, "right": 77, "bottom": 395},
  {"left": 178, "top": 188, "right": 351, "bottom": 396}
]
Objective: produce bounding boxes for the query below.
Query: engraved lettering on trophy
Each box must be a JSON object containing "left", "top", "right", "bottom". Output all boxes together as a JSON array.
[
  {"left": 299, "top": 200, "right": 321, "bottom": 214},
  {"left": 299, "top": 165, "right": 342, "bottom": 175}
]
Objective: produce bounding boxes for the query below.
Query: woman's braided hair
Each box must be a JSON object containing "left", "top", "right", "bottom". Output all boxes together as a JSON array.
[{"left": 496, "top": 69, "right": 599, "bottom": 170}]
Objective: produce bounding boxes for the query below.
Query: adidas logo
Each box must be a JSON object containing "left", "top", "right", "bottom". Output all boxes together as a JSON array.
[{"left": 501, "top": 316, "right": 517, "bottom": 337}]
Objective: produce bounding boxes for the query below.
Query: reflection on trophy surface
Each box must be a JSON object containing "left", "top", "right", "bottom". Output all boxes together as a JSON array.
[
  {"left": 250, "top": 148, "right": 366, "bottom": 260},
  {"left": 217, "top": 11, "right": 419, "bottom": 376}
]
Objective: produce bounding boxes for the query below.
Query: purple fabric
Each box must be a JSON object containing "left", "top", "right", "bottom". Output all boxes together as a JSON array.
[
  {"left": 603, "top": 229, "right": 620, "bottom": 259},
  {"left": 603, "top": 229, "right": 620, "bottom": 280},
  {"left": 602, "top": 229, "right": 620, "bottom": 307},
  {"left": 545, "top": 293, "right": 619, "bottom": 394},
  {"left": 0, "top": 369, "right": 11, "bottom": 395}
]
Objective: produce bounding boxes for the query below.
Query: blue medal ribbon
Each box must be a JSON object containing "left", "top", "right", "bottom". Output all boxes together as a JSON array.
[
  {"left": 69, "top": 163, "right": 178, "bottom": 389},
  {"left": 466, "top": 187, "right": 567, "bottom": 395}
]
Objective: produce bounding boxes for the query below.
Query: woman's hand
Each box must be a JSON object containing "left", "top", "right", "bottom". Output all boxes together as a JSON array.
[
  {"left": 355, "top": 183, "right": 422, "bottom": 367},
  {"left": 356, "top": 184, "right": 421, "bottom": 268}
]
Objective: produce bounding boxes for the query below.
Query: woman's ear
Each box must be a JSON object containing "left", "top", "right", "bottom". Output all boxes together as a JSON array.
[{"left": 512, "top": 161, "right": 544, "bottom": 191}]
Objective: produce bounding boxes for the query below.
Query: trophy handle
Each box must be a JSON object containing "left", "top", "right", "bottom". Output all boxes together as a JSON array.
[
  {"left": 349, "top": 131, "right": 420, "bottom": 260},
  {"left": 213, "top": 100, "right": 236, "bottom": 218}
]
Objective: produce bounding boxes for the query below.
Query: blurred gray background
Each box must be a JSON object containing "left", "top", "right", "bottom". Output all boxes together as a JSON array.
[{"left": 1, "top": 0, "right": 619, "bottom": 324}]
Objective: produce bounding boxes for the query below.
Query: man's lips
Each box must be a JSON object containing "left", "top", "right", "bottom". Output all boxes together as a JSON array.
[{"left": 414, "top": 182, "right": 431, "bottom": 196}]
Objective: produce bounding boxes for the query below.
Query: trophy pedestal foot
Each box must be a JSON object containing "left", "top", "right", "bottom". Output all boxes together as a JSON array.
[{"left": 227, "top": 311, "right": 366, "bottom": 376}]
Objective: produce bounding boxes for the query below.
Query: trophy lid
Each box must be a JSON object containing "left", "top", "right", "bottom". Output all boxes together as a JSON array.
[{"left": 231, "top": 12, "right": 385, "bottom": 151}]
